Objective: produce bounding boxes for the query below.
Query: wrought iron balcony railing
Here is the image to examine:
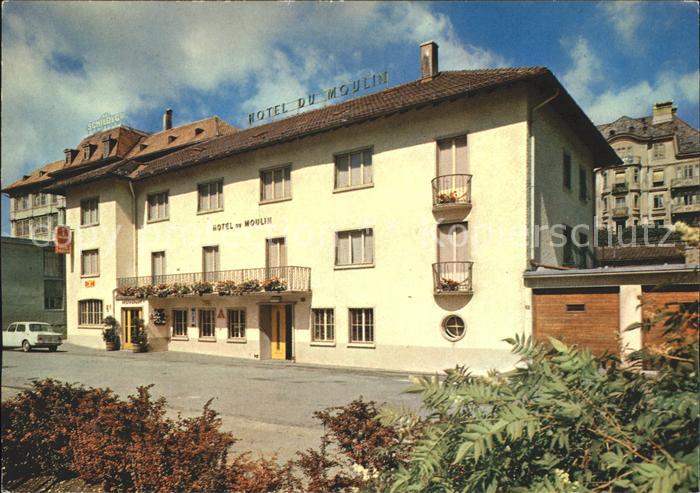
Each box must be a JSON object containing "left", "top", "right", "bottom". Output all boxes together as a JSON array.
[
  {"left": 117, "top": 266, "right": 311, "bottom": 296},
  {"left": 432, "top": 174, "right": 472, "bottom": 208},
  {"left": 612, "top": 182, "right": 628, "bottom": 194},
  {"left": 432, "top": 261, "right": 474, "bottom": 295}
]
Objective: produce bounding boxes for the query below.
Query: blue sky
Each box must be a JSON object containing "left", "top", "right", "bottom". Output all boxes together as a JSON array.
[{"left": 1, "top": 1, "right": 698, "bottom": 234}]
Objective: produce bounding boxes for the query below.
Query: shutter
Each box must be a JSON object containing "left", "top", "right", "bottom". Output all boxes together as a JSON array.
[
  {"left": 336, "top": 155, "right": 349, "bottom": 188},
  {"left": 362, "top": 150, "right": 372, "bottom": 184},
  {"left": 455, "top": 223, "right": 468, "bottom": 261},
  {"left": 350, "top": 152, "right": 362, "bottom": 186},
  {"left": 454, "top": 136, "right": 468, "bottom": 174},
  {"left": 273, "top": 169, "right": 283, "bottom": 199},
  {"left": 364, "top": 229, "right": 374, "bottom": 264},
  {"left": 198, "top": 185, "right": 207, "bottom": 210},
  {"left": 263, "top": 171, "right": 273, "bottom": 200},
  {"left": 279, "top": 239, "right": 287, "bottom": 267},
  {"left": 351, "top": 230, "right": 363, "bottom": 263},
  {"left": 336, "top": 233, "right": 350, "bottom": 265},
  {"left": 437, "top": 139, "right": 452, "bottom": 176}
]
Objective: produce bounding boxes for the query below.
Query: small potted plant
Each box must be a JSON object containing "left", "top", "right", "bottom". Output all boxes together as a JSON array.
[
  {"left": 438, "top": 278, "right": 461, "bottom": 292},
  {"left": 262, "top": 277, "right": 288, "bottom": 292},
  {"left": 150, "top": 309, "right": 167, "bottom": 326},
  {"left": 102, "top": 315, "right": 120, "bottom": 351},
  {"left": 131, "top": 317, "right": 148, "bottom": 353}
]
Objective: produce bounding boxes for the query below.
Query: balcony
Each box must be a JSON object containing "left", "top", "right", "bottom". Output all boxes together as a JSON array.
[
  {"left": 621, "top": 155, "right": 641, "bottom": 165},
  {"left": 117, "top": 266, "right": 311, "bottom": 299},
  {"left": 612, "top": 183, "right": 628, "bottom": 194},
  {"left": 432, "top": 174, "right": 472, "bottom": 211},
  {"left": 432, "top": 262, "right": 474, "bottom": 295},
  {"left": 612, "top": 207, "right": 629, "bottom": 218},
  {"left": 671, "top": 177, "right": 700, "bottom": 189},
  {"left": 671, "top": 203, "right": 700, "bottom": 214}
]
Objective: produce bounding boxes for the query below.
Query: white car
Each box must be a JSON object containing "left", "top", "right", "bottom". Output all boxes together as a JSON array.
[{"left": 2, "top": 322, "right": 62, "bottom": 352}]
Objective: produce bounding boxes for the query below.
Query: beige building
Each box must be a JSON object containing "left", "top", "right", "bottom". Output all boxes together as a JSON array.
[
  {"left": 596, "top": 102, "right": 700, "bottom": 230},
  {"left": 4, "top": 43, "right": 623, "bottom": 373}
]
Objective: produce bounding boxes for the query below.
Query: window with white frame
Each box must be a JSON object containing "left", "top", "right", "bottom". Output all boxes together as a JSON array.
[
  {"left": 335, "top": 149, "right": 373, "bottom": 189},
  {"left": 227, "top": 309, "right": 246, "bottom": 340},
  {"left": 442, "top": 315, "right": 465, "bottom": 341},
  {"left": 44, "top": 280, "right": 64, "bottom": 310},
  {"left": 312, "top": 309, "right": 335, "bottom": 342},
  {"left": 80, "top": 197, "right": 99, "bottom": 226},
  {"left": 81, "top": 249, "right": 99, "bottom": 276},
  {"left": 335, "top": 228, "right": 374, "bottom": 266},
  {"left": 79, "top": 299, "right": 103, "bottom": 325},
  {"left": 17, "top": 195, "right": 30, "bottom": 210},
  {"left": 197, "top": 180, "right": 223, "bottom": 212},
  {"left": 172, "top": 309, "right": 188, "bottom": 337},
  {"left": 198, "top": 309, "right": 215, "bottom": 338},
  {"left": 615, "top": 196, "right": 626, "bottom": 207},
  {"left": 260, "top": 165, "right": 291, "bottom": 201},
  {"left": 33, "top": 193, "right": 48, "bottom": 207},
  {"left": 147, "top": 191, "right": 169, "bottom": 221},
  {"left": 349, "top": 308, "right": 374, "bottom": 344}
]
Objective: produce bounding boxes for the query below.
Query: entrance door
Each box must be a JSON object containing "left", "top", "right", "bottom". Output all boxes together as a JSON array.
[
  {"left": 270, "top": 305, "right": 286, "bottom": 360},
  {"left": 121, "top": 308, "right": 142, "bottom": 350}
]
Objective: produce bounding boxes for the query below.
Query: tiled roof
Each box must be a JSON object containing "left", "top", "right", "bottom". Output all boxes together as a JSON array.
[
  {"left": 3, "top": 159, "right": 64, "bottom": 193},
  {"left": 597, "top": 114, "right": 700, "bottom": 156},
  {"left": 59, "top": 126, "right": 148, "bottom": 171},
  {"left": 132, "top": 68, "right": 618, "bottom": 181}
]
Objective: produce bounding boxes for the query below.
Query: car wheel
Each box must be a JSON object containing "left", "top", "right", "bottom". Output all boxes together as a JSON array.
[
  {"left": 49, "top": 346, "right": 58, "bottom": 352},
  {"left": 22, "top": 340, "right": 32, "bottom": 352}
]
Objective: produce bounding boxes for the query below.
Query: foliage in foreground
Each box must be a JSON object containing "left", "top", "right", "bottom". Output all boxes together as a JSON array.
[{"left": 375, "top": 303, "right": 699, "bottom": 493}]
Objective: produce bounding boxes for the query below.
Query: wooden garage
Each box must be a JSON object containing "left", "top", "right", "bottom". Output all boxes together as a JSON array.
[
  {"left": 533, "top": 287, "right": 620, "bottom": 356},
  {"left": 641, "top": 285, "right": 699, "bottom": 349}
]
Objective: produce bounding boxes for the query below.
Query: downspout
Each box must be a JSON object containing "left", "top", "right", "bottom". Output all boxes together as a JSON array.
[
  {"left": 128, "top": 180, "right": 138, "bottom": 277},
  {"left": 527, "top": 88, "right": 560, "bottom": 264}
]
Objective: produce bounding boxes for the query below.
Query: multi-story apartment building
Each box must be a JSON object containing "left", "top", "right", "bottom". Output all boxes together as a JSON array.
[
  {"left": 2, "top": 43, "right": 620, "bottom": 372},
  {"left": 596, "top": 102, "right": 700, "bottom": 230},
  {"left": 8, "top": 160, "right": 67, "bottom": 241}
]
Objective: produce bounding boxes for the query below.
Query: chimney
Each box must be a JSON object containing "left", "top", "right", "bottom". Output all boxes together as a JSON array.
[
  {"left": 420, "top": 41, "right": 439, "bottom": 80},
  {"left": 652, "top": 101, "right": 675, "bottom": 125},
  {"left": 163, "top": 108, "right": 173, "bottom": 130}
]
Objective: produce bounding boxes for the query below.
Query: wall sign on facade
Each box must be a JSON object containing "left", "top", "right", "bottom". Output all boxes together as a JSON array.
[
  {"left": 248, "top": 71, "right": 389, "bottom": 125},
  {"left": 84, "top": 280, "right": 95, "bottom": 288},
  {"left": 212, "top": 217, "right": 272, "bottom": 232},
  {"left": 55, "top": 226, "right": 72, "bottom": 254},
  {"left": 86, "top": 112, "right": 126, "bottom": 134}
]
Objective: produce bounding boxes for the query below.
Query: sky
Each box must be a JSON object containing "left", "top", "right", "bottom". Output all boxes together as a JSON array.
[{"left": 1, "top": 1, "right": 698, "bottom": 235}]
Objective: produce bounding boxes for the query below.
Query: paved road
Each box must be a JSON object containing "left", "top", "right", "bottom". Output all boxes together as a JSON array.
[{"left": 1, "top": 344, "right": 421, "bottom": 460}]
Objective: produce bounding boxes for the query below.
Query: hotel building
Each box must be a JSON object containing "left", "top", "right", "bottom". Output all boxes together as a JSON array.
[
  {"left": 5, "top": 43, "right": 635, "bottom": 372},
  {"left": 596, "top": 102, "right": 700, "bottom": 230}
]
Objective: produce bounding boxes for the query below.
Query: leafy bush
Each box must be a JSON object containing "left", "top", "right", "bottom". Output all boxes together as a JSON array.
[{"left": 376, "top": 326, "right": 699, "bottom": 492}]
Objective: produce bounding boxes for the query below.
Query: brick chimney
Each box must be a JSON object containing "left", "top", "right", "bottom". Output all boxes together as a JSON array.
[
  {"left": 420, "top": 41, "right": 439, "bottom": 80},
  {"left": 652, "top": 101, "right": 675, "bottom": 125},
  {"left": 163, "top": 108, "right": 173, "bottom": 130}
]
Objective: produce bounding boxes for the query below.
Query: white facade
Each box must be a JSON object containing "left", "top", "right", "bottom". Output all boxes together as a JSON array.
[{"left": 60, "top": 81, "right": 604, "bottom": 373}]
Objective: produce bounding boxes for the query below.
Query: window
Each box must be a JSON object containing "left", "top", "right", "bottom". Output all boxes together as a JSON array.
[
  {"left": 562, "top": 152, "right": 572, "bottom": 190},
  {"left": 652, "top": 169, "right": 665, "bottom": 187},
  {"left": 14, "top": 219, "right": 30, "bottom": 238},
  {"left": 614, "top": 170, "right": 625, "bottom": 183},
  {"left": 34, "top": 216, "right": 50, "bottom": 237},
  {"left": 197, "top": 180, "right": 223, "bottom": 212},
  {"left": 349, "top": 308, "right": 374, "bottom": 344},
  {"left": 653, "top": 195, "right": 664, "bottom": 209},
  {"left": 615, "top": 196, "right": 626, "bottom": 207},
  {"left": 633, "top": 168, "right": 639, "bottom": 183},
  {"left": 566, "top": 304, "right": 585, "bottom": 312},
  {"left": 173, "top": 309, "right": 188, "bottom": 338},
  {"left": 33, "top": 193, "right": 48, "bottom": 207},
  {"left": 44, "top": 280, "right": 64, "bottom": 310},
  {"left": 261, "top": 165, "right": 291, "bottom": 201},
  {"left": 83, "top": 144, "right": 91, "bottom": 160},
  {"left": 16, "top": 195, "right": 30, "bottom": 211},
  {"left": 562, "top": 226, "right": 586, "bottom": 268},
  {"left": 442, "top": 315, "right": 465, "bottom": 341},
  {"left": 652, "top": 143, "right": 666, "bottom": 160},
  {"left": 147, "top": 191, "right": 169, "bottom": 221},
  {"left": 312, "top": 309, "right": 335, "bottom": 342},
  {"left": 198, "top": 309, "right": 215, "bottom": 338},
  {"left": 79, "top": 300, "right": 103, "bottom": 325},
  {"left": 202, "top": 246, "right": 219, "bottom": 281},
  {"left": 44, "top": 250, "right": 63, "bottom": 277},
  {"left": 80, "top": 197, "right": 99, "bottom": 226},
  {"left": 437, "top": 222, "right": 468, "bottom": 262},
  {"left": 151, "top": 252, "right": 166, "bottom": 282},
  {"left": 227, "top": 309, "right": 246, "bottom": 340},
  {"left": 335, "top": 149, "right": 373, "bottom": 189},
  {"left": 81, "top": 249, "right": 99, "bottom": 276},
  {"left": 579, "top": 166, "right": 588, "bottom": 200},
  {"left": 633, "top": 195, "right": 639, "bottom": 208},
  {"left": 602, "top": 171, "right": 608, "bottom": 188},
  {"left": 266, "top": 238, "right": 287, "bottom": 268},
  {"left": 335, "top": 229, "right": 374, "bottom": 266},
  {"left": 48, "top": 213, "right": 59, "bottom": 236}
]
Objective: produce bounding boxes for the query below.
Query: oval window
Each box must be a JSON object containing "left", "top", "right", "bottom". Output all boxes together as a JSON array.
[{"left": 442, "top": 315, "right": 465, "bottom": 342}]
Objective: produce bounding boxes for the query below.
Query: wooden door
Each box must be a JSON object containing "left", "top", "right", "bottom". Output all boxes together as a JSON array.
[
  {"left": 122, "top": 308, "right": 142, "bottom": 349},
  {"left": 270, "top": 305, "right": 286, "bottom": 360}
]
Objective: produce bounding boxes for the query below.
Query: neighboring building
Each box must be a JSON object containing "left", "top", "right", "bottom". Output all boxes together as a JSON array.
[
  {"left": 3, "top": 42, "right": 622, "bottom": 372},
  {"left": 596, "top": 102, "right": 700, "bottom": 230},
  {"left": 8, "top": 160, "right": 67, "bottom": 241},
  {"left": 1, "top": 237, "right": 66, "bottom": 334}
]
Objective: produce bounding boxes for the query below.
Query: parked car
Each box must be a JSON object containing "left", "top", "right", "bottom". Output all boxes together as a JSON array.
[{"left": 2, "top": 322, "right": 62, "bottom": 352}]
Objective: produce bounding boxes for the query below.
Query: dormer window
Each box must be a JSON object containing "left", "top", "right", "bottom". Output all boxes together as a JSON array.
[
  {"left": 101, "top": 135, "right": 114, "bottom": 159},
  {"left": 82, "top": 143, "right": 92, "bottom": 160},
  {"left": 168, "top": 135, "right": 177, "bottom": 144},
  {"left": 608, "top": 130, "right": 616, "bottom": 137},
  {"left": 139, "top": 143, "right": 149, "bottom": 152},
  {"left": 64, "top": 148, "right": 77, "bottom": 165},
  {"left": 194, "top": 127, "right": 204, "bottom": 136}
]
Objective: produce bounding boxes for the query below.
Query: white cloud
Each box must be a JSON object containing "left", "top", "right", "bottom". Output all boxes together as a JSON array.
[
  {"left": 561, "top": 37, "right": 603, "bottom": 106},
  {"left": 1, "top": 2, "right": 502, "bottom": 191},
  {"left": 600, "top": 1, "right": 645, "bottom": 50}
]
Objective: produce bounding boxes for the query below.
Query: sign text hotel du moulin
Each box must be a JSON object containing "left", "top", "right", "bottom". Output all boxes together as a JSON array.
[{"left": 248, "top": 71, "right": 389, "bottom": 125}]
